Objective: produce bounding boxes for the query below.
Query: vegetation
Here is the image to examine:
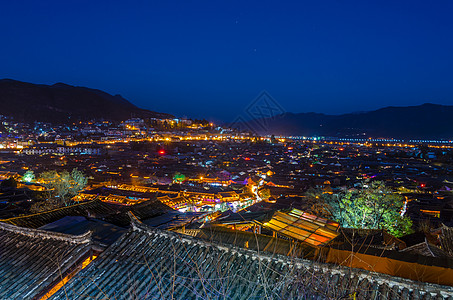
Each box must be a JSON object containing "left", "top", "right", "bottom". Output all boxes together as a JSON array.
[
  {"left": 22, "top": 170, "right": 35, "bottom": 183},
  {"left": 31, "top": 169, "right": 87, "bottom": 212},
  {"left": 306, "top": 181, "right": 413, "bottom": 237},
  {"left": 304, "top": 187, "right": 332, "bottom": 217},
  {"left": 173, "top": 172, "right": 186, "bottom": 183},
  {"left": 258, "top": 188, "right": 271, "bottom": 200}
]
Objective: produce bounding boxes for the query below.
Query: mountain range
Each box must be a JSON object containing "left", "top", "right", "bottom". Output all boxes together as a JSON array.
[
  {"left": 239, "top": 103, "right": 453, "bottom": 139},
  {"left": 0, "top": 79, "right": 173, "bottom": 123},
  {"left": 1, "top": 79, "right": 451, "bottom": 139}
]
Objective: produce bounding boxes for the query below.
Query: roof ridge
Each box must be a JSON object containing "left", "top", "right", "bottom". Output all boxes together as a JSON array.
[
  {"left": 0, "top": 221, "right": 92, "bottom": 244},
  {"left": 126, "top": 213, "right": 453, "bottom": 295}
]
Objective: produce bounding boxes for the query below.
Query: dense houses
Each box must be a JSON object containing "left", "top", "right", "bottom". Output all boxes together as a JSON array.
[
  {"left": 23, "top": 144, "right": 105, "bottom": 155},
  {"left": 0, "top": 115, "right": 453, "bottom": 297}
]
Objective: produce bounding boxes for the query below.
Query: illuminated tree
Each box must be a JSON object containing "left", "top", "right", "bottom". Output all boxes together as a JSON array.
[
  {"left": 258, "top": 188, "right": 271, "bottom": 200},
  {"left": 173, "top": 172, "right": 186, "bottom": 184},
  {"left": 304, "top": 188, "right": 332, "bottom": 216},
  {"left": 38, "top": 168, "right": 87, "bottom": 207},
  {"left": 22, "top": 170, "right": 35, "bottom": 183},
  {"left": 323, "top": 181, "right": 412, "bottom": 237}
]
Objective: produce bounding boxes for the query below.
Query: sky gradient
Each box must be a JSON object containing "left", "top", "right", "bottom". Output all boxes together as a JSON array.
[{"left": 1, "top": 1, "right": 453, "bottom": 121}]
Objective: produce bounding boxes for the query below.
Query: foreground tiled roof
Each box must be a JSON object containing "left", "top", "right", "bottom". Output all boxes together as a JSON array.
[
  {"left": 39, "top": 216, "right": 127, "bottom": 246},
  {"left": 0, "top": 199, "right": 121, "bottom": 228},
  {"left": 0, "top": 198, "right": 173, "bottom": 228},
  {"left": 0, "top": 222, "right": 92, "bottom": 299},
  {"left": 49, "top": 218, "right": 453, "bottom": 299}
]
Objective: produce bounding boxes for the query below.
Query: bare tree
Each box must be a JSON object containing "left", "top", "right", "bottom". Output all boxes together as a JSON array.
[{"left": 37, "top": 168, "right": 88, "bottom": 207}]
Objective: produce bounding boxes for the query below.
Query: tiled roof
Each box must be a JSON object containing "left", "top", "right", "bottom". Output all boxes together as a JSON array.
[
  {"left": 142, "top": 211, "right": 204, "bottom": 230},
  {"left": 177, "top": 225, "right": 313, "bottom": 258},
  {"left": 0, "top": 222, "right": 92, "bottom": 299},
  {"left": 401, "top": 239, "right": 448, "bottom": 258},
  {"left": 333, "top": 228, "right": 406, "bottom": 250},
  {"left": 126, "top": 199, "right": 173, "bottom": 222},
  {"left": 49, "top": 218, "right": 453, "bottom": 299},
  {"left": 213, "top": 210, "right": 273, "bottom": 224},
  {"left": 439, "top": 224, "right": 453, "bottom": 257},
  {"left": 261, "top": 209, "right": 340, "bottom": 247},
  {"left": 39, "top": 216, "right": 127, "bottom": 246},
  {"left": 0, "top": 199, "right": 121, "bottom": 228},
  {"left": 218, "top": 191, "right": 238, "bottom": 198},
  {"left": 0, "top": 198, "right": 173, "bottom": 229}
]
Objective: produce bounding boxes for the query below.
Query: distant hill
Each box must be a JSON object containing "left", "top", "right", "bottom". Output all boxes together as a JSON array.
[
  {"left": 0, "top": 79, "right": 173, "bottom": 123},
  {"left": 239, "top": 103, "right": 453, "bottom": 139}
]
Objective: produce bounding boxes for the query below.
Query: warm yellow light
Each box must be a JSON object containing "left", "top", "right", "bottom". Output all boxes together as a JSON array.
[{"left": 40, "top": 255, "right": 97, "bottom": 300}]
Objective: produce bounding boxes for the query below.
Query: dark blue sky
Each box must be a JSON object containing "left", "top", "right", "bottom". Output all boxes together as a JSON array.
[{"left": 1, "top": 1, "right": 453, "bottom": 121}]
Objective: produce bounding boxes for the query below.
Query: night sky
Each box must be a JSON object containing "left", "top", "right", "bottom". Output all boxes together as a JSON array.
[{"left": 1, "top": 1, "right": 453, "bottom": 121}]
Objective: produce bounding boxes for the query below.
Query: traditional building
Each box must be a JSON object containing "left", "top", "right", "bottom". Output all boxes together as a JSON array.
[
  {"left": 0, "top": 198, "right": 172, "bottom": 228},
  {"left": 48, "top": 217, "right": 453, "bottom": 299},
  {"left": 0, "top": 222, "right": 93, "bottom": 299}
]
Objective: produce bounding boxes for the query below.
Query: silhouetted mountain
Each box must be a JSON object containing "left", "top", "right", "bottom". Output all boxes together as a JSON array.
[
  {"left": 0, "top": 79, "right": 173, "bottom": 123},
  {"left": 240, "top": 103, "right": 453, "bottom": 139}
]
